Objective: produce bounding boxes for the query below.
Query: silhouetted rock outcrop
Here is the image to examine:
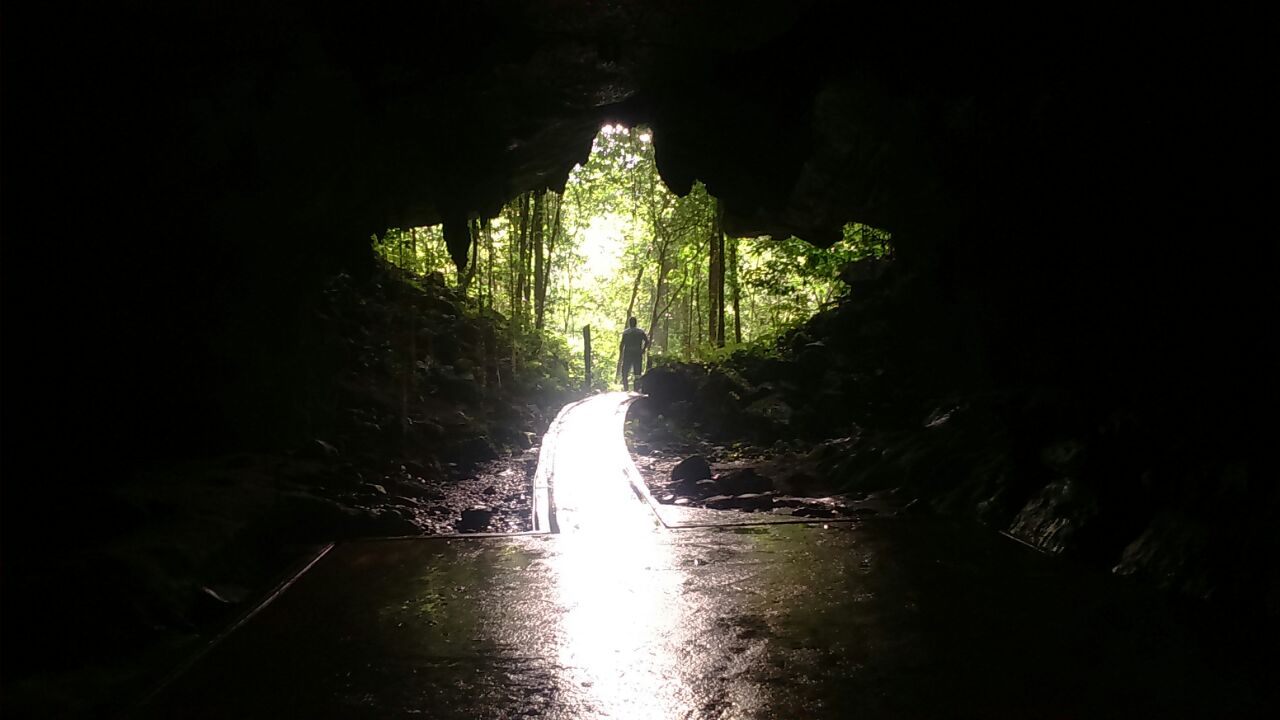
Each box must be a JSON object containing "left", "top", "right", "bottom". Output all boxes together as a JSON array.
[{"left": 636, "top": 256, "right": 1274, "bottom": 615}]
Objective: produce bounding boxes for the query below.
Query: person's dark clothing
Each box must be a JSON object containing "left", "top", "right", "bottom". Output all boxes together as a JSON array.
[
  {"left": 620, "top": 326, "right": 648, "bottom": 356},
  {"left": 620, "top": 352, "right": 644, "bottom": 389},
  {"left": 620, "top": 326, "right": 648, "bottom": 390}
]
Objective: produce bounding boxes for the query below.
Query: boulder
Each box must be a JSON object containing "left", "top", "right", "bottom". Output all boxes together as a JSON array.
[
  {"left": 672, "top": 477, "right": 720, "bottom": 499},
  {"left": 671, "top": 455, "right": 712, "bottom": 483},
  {"left": 714, "top": 468, "right": 774, "bottom": 495},
  {"left": 1006, "top": 478, "right": 1100, "bottom": 556},
  {"left": 1113, "top": 510, "right": 1218, "bottom": 601},
  {"left": 695, "top": 371, "right": 749, "bottom": 409},
  {"left": 459, "top": 507, "right": 493, "bottom": 532},
  {"left": 640, "top": 365, "right": 699, "bottom": 408},
  {"left": 745, "top": 394, "right": 793, "bottom": 425},
  {"left": 367, "top": 507, "right": 420, "bottom": 536}
]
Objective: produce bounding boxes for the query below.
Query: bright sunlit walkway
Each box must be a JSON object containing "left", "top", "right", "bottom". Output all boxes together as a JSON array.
[
  {"left": 140, "top": 395, "right": 1274, "bottom": 719},
  {"left": 539, "top": 392, "right": 655, "bottom": 536},
  {"left": 539, "top": 393, "right": 693, "bottom": 717}
]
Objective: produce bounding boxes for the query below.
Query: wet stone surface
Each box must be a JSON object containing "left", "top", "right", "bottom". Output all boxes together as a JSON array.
[
  {"left": 141, "top": 393, "right": 1279, "bottom": 719},
  {"left": 140, "top": 523, "right": 1280, "bottom": 719},
  {"left": 327, "top": 448, "right": 539, "bottom": 536},
  {"left": 629, "top": 447, "right": 911, "bottom": 522},
  {"left": 418, "top": 450, "right": 539, "bottom": 535}
]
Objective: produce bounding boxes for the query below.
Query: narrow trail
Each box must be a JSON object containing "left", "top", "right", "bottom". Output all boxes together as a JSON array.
[{"left": 533, "top": 391, "right": 652, "bottom": 535}]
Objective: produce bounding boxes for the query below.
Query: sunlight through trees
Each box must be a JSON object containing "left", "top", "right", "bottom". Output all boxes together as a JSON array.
[{"left": 373, "top": 125, "right": 891, "bottom": 388}]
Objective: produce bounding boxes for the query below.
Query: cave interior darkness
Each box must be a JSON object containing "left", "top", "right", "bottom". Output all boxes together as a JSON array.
[{"left": 0, "top": 0, "right": 1273, "bottom": 702}]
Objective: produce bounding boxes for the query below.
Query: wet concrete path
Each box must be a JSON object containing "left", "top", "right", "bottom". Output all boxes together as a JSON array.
[{"left": 142, "top": 394, "right": 1276, "bottom": 718}]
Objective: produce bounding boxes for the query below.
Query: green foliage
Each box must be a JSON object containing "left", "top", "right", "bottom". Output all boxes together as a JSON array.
[
  {"left": 372, "top": 225, "right": 454, "bottom": 279},
  {"left": 735, "top": 225, "right": 889, "bottom": 335},
  {"left": 372, "top": 124, "right": 893, "bottom": 390}
]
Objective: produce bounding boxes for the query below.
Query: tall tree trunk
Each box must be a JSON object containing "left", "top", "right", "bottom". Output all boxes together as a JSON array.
[
  {"left": 647, "top": 233, "right": 674, "bottom": 341},
  {"left": 694, "top": 269, "right": 702, "bottom": 349},
  {"left": 533, "top": 191, "right": 546, "bottom": 330},
  {"left": 709, "top": 201, "right": 726, "bottom": 348},
  {"left": 683, "top": 266, "right": 693, "bottom": 360},
  {"left": 485, "top": 218, "right": 494, "bottom": 311},
  {"left": 507, "top": 227, "right": 514, "bottom": 316},
  {"left": 715, "top": 231, "right": 726, "bottom": 348},
  {"left": 707, "top": 211, "right": 719, "bottom": 347},
  {"left": 542, "top": 191, "right": 561, "bottom": 325},
  {"left": 582, "top": 325, "right": 592, "bottom": 391},
  {"left": 625, "top": 262, "right": 645, "bottom": 322},
  {"left": 728, "top": 235, "right": 741, "bottom": 344},
  {"left": 409, "top": 227, "right": 418, "bottom": 275},
  {"left": 564, "top": 260, "right": 573, "bottom": 334},
  {"left": 515, "top": 192, "right": 530, "bottom": 326}
]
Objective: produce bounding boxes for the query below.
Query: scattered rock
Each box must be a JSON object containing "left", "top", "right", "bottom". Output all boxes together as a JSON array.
[
  {"left": 1006, "top": 478, "right": 1100, "bottom": 556},
  {"left": 671, "top": 477, "right": 719, "bottom": 499},
  {"left": 403, "top": 459, "right": 439, "bottom": 478},
  {"left": 296, "top": 438, "right": 340, "bottom": 459},
  {"left": 393, "top": 481, "right": 444, "bottom": 501},
  {"left": 459, "top": 507, "right": 493, "bottom": 532},
  {"left": 714, "top": 468, "right": 774, "bottom": 495},
  {"left": 702, "top": 493, "right": 775, "bottom": 511},
  {"left": 671, "top": 455, "right": 712, "bottom": 483},
  {"left": 367, "top": 507, "right": 419, "bottom": 536},
  {"left": 777, "top": 470, "right": 819, "bottom": 495},
  {"left": 449, "top": 435, "right": 500, "bottom": 465}
]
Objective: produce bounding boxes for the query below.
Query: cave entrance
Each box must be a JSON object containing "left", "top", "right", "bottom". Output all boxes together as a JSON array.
[{"left": 372, "top": 124, "right": 891, "bottom": 390}]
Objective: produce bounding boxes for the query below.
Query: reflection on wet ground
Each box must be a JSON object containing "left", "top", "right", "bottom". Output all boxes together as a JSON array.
[
  {"left": 142, "top": 393, "right": 1279, "bottom": 719},
  {"left": 543, "top": 394, "right": 694, "bottom": 717}
]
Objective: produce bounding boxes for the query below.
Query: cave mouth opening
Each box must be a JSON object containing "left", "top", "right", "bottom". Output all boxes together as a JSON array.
[{"left": 372, "top": 123, "right": 892, "bottom": 389}]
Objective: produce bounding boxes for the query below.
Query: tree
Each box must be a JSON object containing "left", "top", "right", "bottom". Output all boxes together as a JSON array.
[
  {"left": 370, "top": 123, "right": 893, "bottom": 387},
  {"left": 728, "top": 235, "right": 741, "bottom": 344},
  {"left": 532, "top": 191, "right": 545, "bottom": 329},
  {"left": 709, "top": 198, "right": 726, "bottom": 348}
]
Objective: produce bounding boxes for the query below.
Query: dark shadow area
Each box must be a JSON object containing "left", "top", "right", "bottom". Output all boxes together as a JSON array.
[{"left": 1, "top": 1, "right": 1273, "bottom": 716}]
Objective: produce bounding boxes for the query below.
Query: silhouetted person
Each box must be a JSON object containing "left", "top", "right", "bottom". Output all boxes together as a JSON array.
[{"left": 619, "top": 316, "right": 649, "bottom": 391}]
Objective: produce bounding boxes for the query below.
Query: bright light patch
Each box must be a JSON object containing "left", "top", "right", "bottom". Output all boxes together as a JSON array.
[
  {"left": 580, "top": 213, "right": 626, "bottom": 280},
  {"left": 543, "top": 394, "right": 694, "bottom": 717}
]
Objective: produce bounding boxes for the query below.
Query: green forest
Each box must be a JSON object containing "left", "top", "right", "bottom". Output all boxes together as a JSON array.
[{"left": 373, "top": 124, "right": 891, "bottom": 388}]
